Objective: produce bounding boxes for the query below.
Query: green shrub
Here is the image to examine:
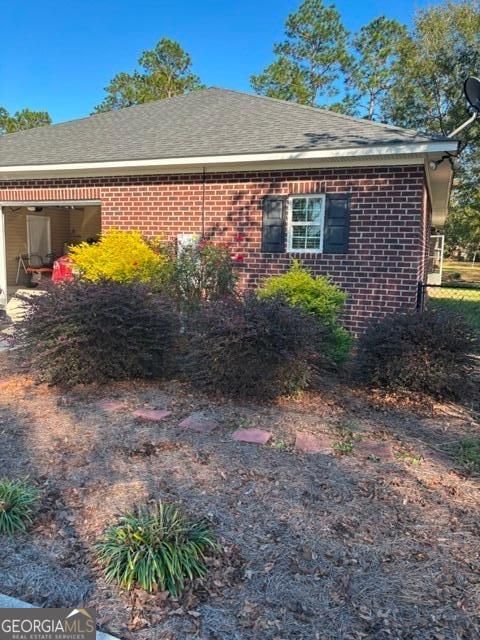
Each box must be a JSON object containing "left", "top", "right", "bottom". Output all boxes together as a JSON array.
[
  {"left": 16, "top": 280, "right": 178, "bottom": 387},
  {"left": 69, "top": 228, "right": 169, "bottom": 285},
  {"left": 0, "top": 479, "right": 38, "bottom": 535},
  {"left": 356, "top": 310, "right": 479, "bottom": 399},
  {"left": 183, "top": 294, "right": 332, "bottom": 399},
  {"left": 168, "top": 241, "right": 238, "bottom": 310},
  {"left": 95, "top": 501, "right": 218, "bottom": 595},
  {"left": 258, "top": 260, "right": 352, "bottom": 363}
]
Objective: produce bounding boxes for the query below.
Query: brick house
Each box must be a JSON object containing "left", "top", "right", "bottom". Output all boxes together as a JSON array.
[{"left": 0, "top": 88, "right": 457, "bottom": 332}]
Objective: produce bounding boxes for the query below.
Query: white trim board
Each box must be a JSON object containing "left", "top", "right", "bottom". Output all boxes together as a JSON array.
[
  {"left": 0, "top": 207, "right": 6, "bottom": 307},
  {"left": 0, "top": 141, "right": 458, "bottom": 179}
]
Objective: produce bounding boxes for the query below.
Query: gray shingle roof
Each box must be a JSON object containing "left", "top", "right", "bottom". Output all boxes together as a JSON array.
[{"left": 0, "top": 88, "right": 446, "bottom": 167}]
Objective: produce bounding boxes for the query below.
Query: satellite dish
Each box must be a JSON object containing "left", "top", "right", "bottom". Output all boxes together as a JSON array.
[
  {"left": 464, "top": 76, "right": 480, "bottom": 112},
  {"left": 447, "top": 76, "right": 480, "bottom": 138}
]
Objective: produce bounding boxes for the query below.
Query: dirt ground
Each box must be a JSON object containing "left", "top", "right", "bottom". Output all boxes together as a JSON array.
[{"left": 0, "top": 351, "right": 479, "bottom": 640}]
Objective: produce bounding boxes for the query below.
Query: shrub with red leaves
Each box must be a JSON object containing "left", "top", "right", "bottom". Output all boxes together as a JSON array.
[
  {"left": 356, "top": 309, "right": 479, "bottom": 399},
  {"left": 15, "top": 280, "right": 179, "bottom": 387},
  {"left": 182, "top": 294, "right": 332, "bottom": 399}
]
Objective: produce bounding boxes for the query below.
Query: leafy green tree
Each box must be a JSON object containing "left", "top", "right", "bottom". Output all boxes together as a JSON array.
[
  {"left": 95, "top": 38, "right": 203, "bottom": 112},
  {"left": 0, "top": 107, "right": 51, "bottom": 134},
  {"left": 251, "top": 0, "right": 351, "bottom": 106},
  {"left": 383, "top": 1, "right": 480, "bottom": 147},
  {"left": 382, "top": 0, "right": 480, "bottom": 244},
  {"left": 445, "top": 205, "right": 480, "bottom": 261},
  {"left": 347, "top": 17, "right": 407, "bottom": 119}
]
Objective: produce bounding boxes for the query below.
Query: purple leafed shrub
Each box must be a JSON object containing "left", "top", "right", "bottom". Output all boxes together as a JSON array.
[
  {"left": 182, "top": 294, "right": 332, "bottom": 399},
  {"left": 15, "top": 280, "right": 179, "bottom": 387},
  {"left": 356, "top": 309, "right": 479, "bottom": 398}
]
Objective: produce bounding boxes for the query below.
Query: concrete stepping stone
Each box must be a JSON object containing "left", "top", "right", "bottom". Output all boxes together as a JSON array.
[
  {"left": 132, "top": 409, "right": 172, "bottom": 421},
  {"left": 179, "top": 413, "right": 218, "bottom": 433},
  {"left": 295, "top": 432, "right": 333, "bottom": 454},
  {"left": 232, "top": 428, "right": 272, "bottom": 445},
  {"left": 96, "top": 399, "right": 125, "bottom": 412},
  {"left": 356, "top": 441, "right": 394, "bottom": 461}
]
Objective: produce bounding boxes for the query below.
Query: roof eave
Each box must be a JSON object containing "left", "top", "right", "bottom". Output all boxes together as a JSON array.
[
  {"left": 425, "top": 152, "right": 456, "bottom": 228},
  {"left": 0, "top": 141, "right": 458, "bottom": 179}
]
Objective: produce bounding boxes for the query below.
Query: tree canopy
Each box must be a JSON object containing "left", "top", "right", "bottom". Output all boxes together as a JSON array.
[
  {"left": 94, "top": 38, "right": 203, "bottom": 113},
  {"left": 383, "top": 1, "right": 480, "bottom": 145},
  {"left": 0, "top": 107, "right": 51, "bottom": 134},
  {"left": 251, "top": 0, "right": 351, "bottom": 106},
  {"left": 251, "top": 0, "right": 480, "bottom": 257},
  {"left": 346, "top": 17, "right": 407, "bottom": 119},
  {"left": 381, "top": 1, "right": 480, "bottom": 253}
]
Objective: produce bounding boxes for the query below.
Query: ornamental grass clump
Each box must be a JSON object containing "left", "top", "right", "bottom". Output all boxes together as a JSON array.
[
  {"left": 95, "top": 502, "right": 218, "bottom": 596},
  {"left": 183, "top": 294, "right": 332, "bottom": 399},
  {"left": 0, "top": 478, "right": 38, "bottom": 535},
  {"left": 15, "top": 280, "right": 179, "bottom": 387}
]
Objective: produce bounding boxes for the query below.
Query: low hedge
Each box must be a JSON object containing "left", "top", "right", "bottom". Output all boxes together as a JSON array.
[
  {"left": 182, "top": 294, "right": 332, "bottom": 399},
  {"left": 15, "top": 280, "right": 179, "bottom": 387},
  {"left": 356, "top": 309, "right": 479, "bottom": 398}
]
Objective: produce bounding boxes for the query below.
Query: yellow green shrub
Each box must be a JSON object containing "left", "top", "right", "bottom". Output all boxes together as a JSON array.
[
  {"left": 258, "top": 260, "right": 352, "bottom": 364},
  {"left": 69, "top": 229, "right": 168, "bottom": 284}
]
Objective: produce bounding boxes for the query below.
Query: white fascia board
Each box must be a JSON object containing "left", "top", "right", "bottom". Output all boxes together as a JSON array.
[{"left": 0, "top": 141, "right": 458, "bottom": 178}]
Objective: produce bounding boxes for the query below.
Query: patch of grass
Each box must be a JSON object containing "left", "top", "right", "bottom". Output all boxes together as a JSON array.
[
  {"left": 395, "top": 451, "right": 423, "bottom": 466},
  {"left": 0, "top": 479, "right": 39, "bottom": 535},
  {"left": 443, "top": 260, "right": 480, "bottom": 284},
  {"left": 332, "top": 423, "right": 357, "bottom": 455},
  {"left": 333, "top": 440, "right": 354, "bottom": 456},
  {"left": 452, "top": 438, "right": 480, "bottom": 474},
  {"left": 272, "top": 439, "right": 289, "bottom": 451},
  {"left": 95, "top": 501, "right": 219, "bottom": 596},
  {"left": 427, "top": 287, "right": 480, "bottom": 332}
]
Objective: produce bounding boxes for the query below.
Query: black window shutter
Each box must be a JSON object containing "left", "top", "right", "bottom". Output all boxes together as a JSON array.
[
  {"left": 324, "top": 194, "right": 350, "bottom": 254},
  {"left": 262, "top": 196, "right": 286, "bottom": 253}
]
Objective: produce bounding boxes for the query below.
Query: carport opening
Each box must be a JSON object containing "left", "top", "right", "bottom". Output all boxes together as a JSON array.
[{"left": 3, "top": 203, "right": 101, "bottom": 295}]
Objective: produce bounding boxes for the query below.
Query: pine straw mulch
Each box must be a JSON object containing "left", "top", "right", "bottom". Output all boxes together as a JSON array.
[{"left": 0, "top": 351, "right": 479, "bottom": 640}]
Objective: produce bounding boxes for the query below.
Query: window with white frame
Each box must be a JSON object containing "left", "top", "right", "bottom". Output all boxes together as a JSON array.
[{"left": 287, "top": 194, "right": 325, "bottom": 252}]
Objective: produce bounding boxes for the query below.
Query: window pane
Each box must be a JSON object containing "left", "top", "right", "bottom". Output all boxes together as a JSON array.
[
  {"left": 292, "top": 225, "right": 307, "bottom": 237},
  {"left": 291, "top": 198, "right": 307, "bottom": 222},
  {"left": 305, "top": 225, "right": 321, "bottom": 249},
  {"left": 307, "top": 225, "right": 321, "bottom": 239},
  {"left": 306, "top": 199, "right": 323, "bottom": 222},
  {"left": 291, "top": 223, "right": 307, "bottom": 250},
  {"left": 292, "top": 236, "right": 306, "bottom": 249}
]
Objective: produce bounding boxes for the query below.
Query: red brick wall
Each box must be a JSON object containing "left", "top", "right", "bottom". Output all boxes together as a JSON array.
[{"left": 0, "top": 165, "right": 426, "bottom": 333}]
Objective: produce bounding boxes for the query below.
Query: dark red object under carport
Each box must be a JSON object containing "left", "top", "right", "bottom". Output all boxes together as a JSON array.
[{"left": 52, "top": 256, "right": 74, "bottom": 283}]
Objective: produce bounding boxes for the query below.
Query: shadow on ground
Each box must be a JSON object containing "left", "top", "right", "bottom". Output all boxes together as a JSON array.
[{"left": 0, "top": 353, "right": 479, "bottom": 640}]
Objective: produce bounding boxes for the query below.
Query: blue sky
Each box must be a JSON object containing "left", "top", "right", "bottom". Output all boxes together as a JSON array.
[{"left": 1, "top": 0, "right": 436, "bottom": 123}]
